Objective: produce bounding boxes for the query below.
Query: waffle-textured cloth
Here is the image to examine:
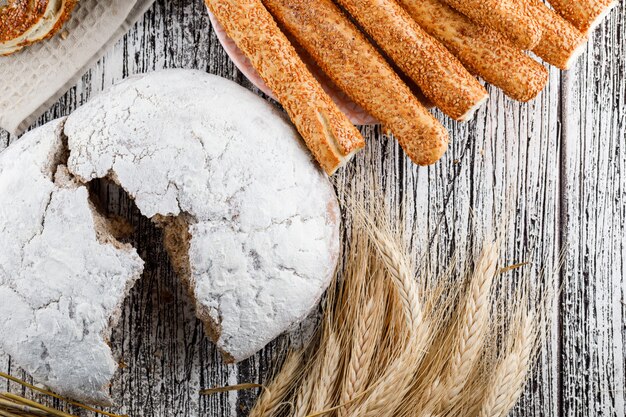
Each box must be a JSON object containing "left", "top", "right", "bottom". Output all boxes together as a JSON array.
[{"left": 0, "top": 0, "right": 155, "bottom": 135}]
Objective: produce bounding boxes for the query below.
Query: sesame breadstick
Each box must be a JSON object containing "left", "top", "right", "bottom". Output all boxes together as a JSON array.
[
  {"left": 438, "top": 0, "right": 543, "bottom": 50},
  {"left": 334, "top": 0, "right": 488, "bottom": 121},
  {"left": 398, "top": 0, "right": 548, "bottom": 102},
  {"left": 263, "top": 0, "right": 448, "bottom": 165},
  {"left": 548, "top": 0, "right": 617, "bottom": 34},
  {"left": 205, "top": 0, "right": 364, "bottom": 175},
  {"left": 529, "top": 0, "right": 587, "bottom": 70}
]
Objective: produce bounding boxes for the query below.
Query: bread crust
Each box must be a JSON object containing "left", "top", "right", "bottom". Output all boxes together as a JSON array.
[
  {"left": 0, "top": 119, "right": 145, "bottom": 406},
  {"left": 45, "top": 0, "right": 76, "bottom": 39},
  {"left": 63, "top": 70, "right": 342, "bottom": 363},
  {"left": 205, "top": 0, "right": 365, "bottom": 175},
  {"left": 263, "top": 0, "right": 448, "bottom": 165},
  {"left": 529, "top": 0, "right": 587, "bottom": 70},
  {"left": 0, "top": 0, "right": 47, "bottom": 41},
  {"left": 0, "top": 0, "right": 77, "bottom": 56},
  {"left": 399, "top": 0, "right": 548, "bottom": 102},
  {"left": 334, "top": 0, "right": 487, "bottom": 122},
  {"left": 547, "top": 0, "right": 617, "bottom": 34},
  {"left": 438, "top": 0, "right": 543, "bottom": 50}
]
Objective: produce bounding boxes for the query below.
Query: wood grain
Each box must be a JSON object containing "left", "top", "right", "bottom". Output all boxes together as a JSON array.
[
  {"left": 0, "top": 0, "right": 624, "bottom": 415},
  {"left": 561, "top": 7, "right": 626, "bottom": 415}
]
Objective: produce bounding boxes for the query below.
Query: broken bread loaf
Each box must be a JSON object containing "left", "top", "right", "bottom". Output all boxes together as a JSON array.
[
  {"left": 0, "top": 118, "right": 144, "bottom": 405},
  {"left": 0, "top": 69, "right": 340, "bottom": 403},
  {"left": 64, "top": 70, "right": 340, "bottom": 362}
]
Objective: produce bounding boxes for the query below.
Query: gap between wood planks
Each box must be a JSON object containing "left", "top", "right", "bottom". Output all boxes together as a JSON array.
[{"left": 557, "top": 65, "right": 570, "bottom": 417}]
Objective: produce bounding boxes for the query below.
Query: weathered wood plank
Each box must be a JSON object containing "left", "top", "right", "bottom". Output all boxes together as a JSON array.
[
  {"left": 330, "top": 59, "right": 563, "bottom": 417},
  {"left": 0, "top": 0, "right": 624, "bottom": 416},
  {"left": 561, "top": 3, "right": 626, "bottom": 415}
]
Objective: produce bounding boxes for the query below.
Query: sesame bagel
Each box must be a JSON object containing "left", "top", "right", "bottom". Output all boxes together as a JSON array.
[{"left": 0, "top": 0, "right": 77, "bottom": 56}]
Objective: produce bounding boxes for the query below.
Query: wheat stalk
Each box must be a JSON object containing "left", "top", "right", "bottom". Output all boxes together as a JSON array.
[
  {"left": 338, "top": 253, "right": 390, "bottom": 417},
  {"left": 0, "top": 373, "right": 123, "bottom": 417},
  {"left": 478, "top": 312, "right": 537, "bottom": 417},
  {"left": 308, "top": 333, "right": 342, "bottom": 413},
  {"left": 366, "top": 225, "right": 422, "bottom": 333},
  {"left": 339, "top": 295, "right": 381, "bottom": 416},
  {"left": 348, "top": 337, "right": 424, "bottom": 417},
  {"left": 248, "top": 351, "right": 303, "bottom": 417},
  {"left": 437, "top": 243, "right": 499, "bottom": 412},
  {"left": 344, "top": 222, "right": 430, "bottom": 417},
  {"left": 292, "top": 381, "right": 314, "bottom": 417}
]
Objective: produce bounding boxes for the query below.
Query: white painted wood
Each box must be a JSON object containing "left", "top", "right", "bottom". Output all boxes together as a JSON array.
[
  {"left": 0, "top": 0, "right": 624, "bottom": 415},
  {"left": 561, "top": 6, "right": 626, "bottom": 415}
]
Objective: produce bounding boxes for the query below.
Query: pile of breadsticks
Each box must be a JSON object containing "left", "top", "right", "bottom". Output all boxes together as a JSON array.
[{"left": 205, "top": 0, "right": 617, "bottom": 175}]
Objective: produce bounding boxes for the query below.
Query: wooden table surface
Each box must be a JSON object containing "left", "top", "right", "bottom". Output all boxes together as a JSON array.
[{"left": 1, "top": 1, "right": 625, "bottom": 416}]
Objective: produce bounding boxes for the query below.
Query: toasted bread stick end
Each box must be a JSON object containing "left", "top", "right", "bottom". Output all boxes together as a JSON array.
[{"left": 458, "top": 92, "right": 489, "bottom": 122}]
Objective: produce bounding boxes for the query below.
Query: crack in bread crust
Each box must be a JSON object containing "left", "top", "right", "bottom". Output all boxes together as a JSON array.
[{"left": 155, "top": 214, "right": 237, "bottom": 363}]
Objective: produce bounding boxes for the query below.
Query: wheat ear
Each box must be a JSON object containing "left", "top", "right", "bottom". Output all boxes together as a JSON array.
[
  {"left": 478, "top": 312, "right": 536, "bottom": 417},
  {"left": 339, "top": 296, "right": 380, "bottom": 416},
  {"left": 349, "top": 338, "right": 427, "bottom": 417},
  {"left": 308, "top": 332, "right": 342, "bottom": 413},
  {"left": 292, "top": 375, "right": 314, "bottom": 417},
  {"left": 438, "top": 243, "right": 499, "bottom": 412},
  {"left": 390, "top": 261, "right": 467, "bottom": 417},
  {"left": 248, "top": 351, "right": 302, "bottom": 417},
  {"left": 365, "top": 224, "right": 422, "bottom": 332},
  {"left": 346, "top": 223, "right": 430, "bottom": 417}
]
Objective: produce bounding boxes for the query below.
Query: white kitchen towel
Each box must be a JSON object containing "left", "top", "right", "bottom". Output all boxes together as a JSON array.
[{"left": 0, "top": 0, "right": 156, "bottom": 135}]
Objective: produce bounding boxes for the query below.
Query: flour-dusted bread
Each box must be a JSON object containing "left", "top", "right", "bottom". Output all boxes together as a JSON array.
[
  {"left": 0, "top": 119, "right": 144, "bottom": 404},
  {"left": 0, "top": 70, "right": 340, "bottom": 403},
  {"left": 64, "top": 70, "right": 340, "bottom": 362}
]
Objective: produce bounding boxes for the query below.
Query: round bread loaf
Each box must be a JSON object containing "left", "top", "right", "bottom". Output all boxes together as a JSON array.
[
  {"left": 0, "top": 70, "right": 340, "bottom": 403},
  {"left": 0, "top": 0, "right": 77, "bottom": 56}
]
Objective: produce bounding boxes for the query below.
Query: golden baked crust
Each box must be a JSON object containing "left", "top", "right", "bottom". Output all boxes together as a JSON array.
[
  {"left": 264, "top": 0, "right": 449, "bottom": 166},
  {"left": 439, "top": 0, "right": 543, "bottom": 50},
  {"left": 399, "top": 0, "right": 548, "bottom": 103},
  {"left": 0, "top": 0, "right": 77, "bottom": 56},
  {"left": 0, "top": 0, "right": 47, "bottom": 42},
  {"left": 335, "top": 0, "right": 487, "bottom": 122},
  {"left": 547, "top": 0, "right": 616, "bottom": 34},
  {"left": 206, "top": 0, "right": 365, "bottom": 175},
  {"left": 45, "top": 0, "right": 76, "bottom": 40},
  {"left": 529, "top": 0, "right": 587, "bottom": 70}
]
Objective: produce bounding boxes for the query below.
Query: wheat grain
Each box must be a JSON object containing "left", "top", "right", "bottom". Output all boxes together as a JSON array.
[
  {"left": 292, "top": 333, "right": 334, "bottom": 417},
  {"left": 293, "top": 378, "right": 314, "bottom": 417},
  {"left": 309, "top": 333, "right": 342, "bottom": 413},
  {"left": 438, "top": 243, "right": 499, "bottom": 412},
  {"left": 348, "top": 338, "right": 424, "bottom": 417},
  {"left": 364, "top": 222, "right": 422, "bottom": 333},
  {"left": 478, "top": 312, "right": 536, "bottom": 417},
  {"left": 345, "top": 227, "right": 430, "bottom": 417},
  {"left": 339, "top": 297, "right": 380, "bottom": 416}
]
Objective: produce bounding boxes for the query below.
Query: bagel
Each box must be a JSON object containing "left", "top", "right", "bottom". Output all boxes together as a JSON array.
[{"left": 0, "top": 0, "right": 77, "bottom": 56}]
